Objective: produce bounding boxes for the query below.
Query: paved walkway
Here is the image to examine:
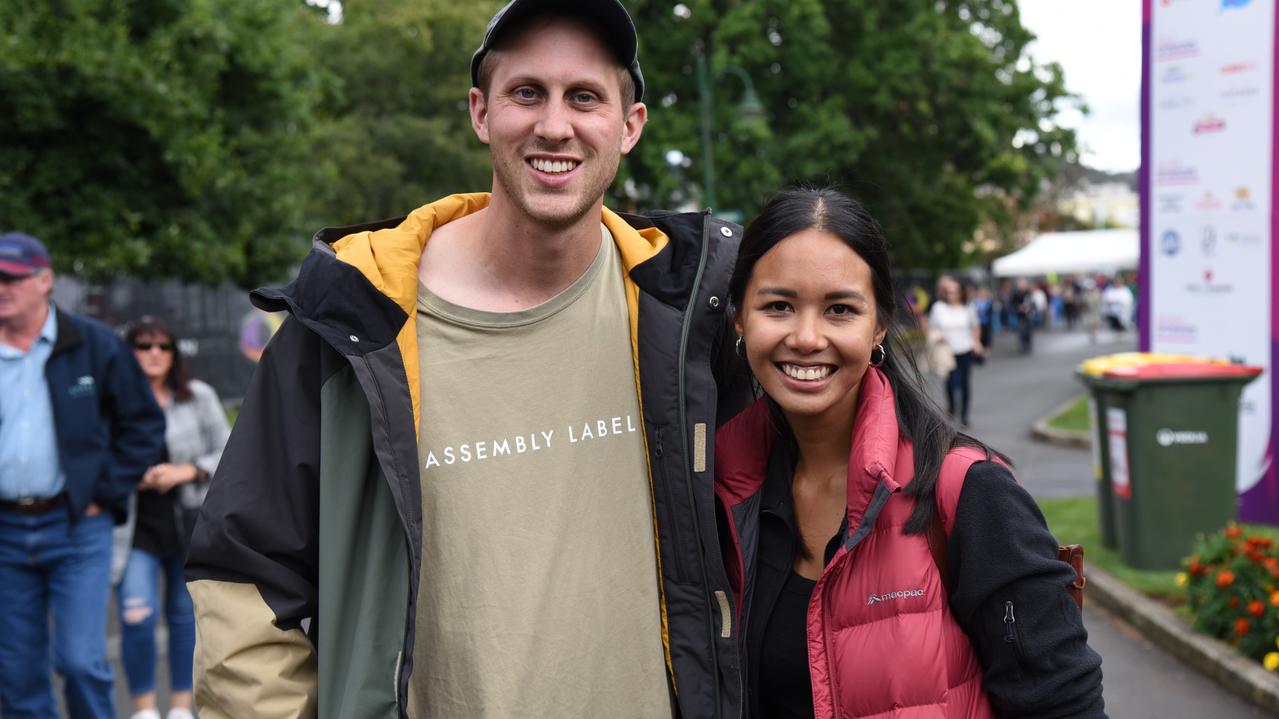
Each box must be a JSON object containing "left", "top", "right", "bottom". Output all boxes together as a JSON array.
[{"left": 969, "top": 327, "right": 1268, "bottom": 717}]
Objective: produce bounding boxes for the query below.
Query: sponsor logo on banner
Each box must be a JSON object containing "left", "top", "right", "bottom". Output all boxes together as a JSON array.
[
  {"left": 1161, "top": 65, "right": 1191, "bottom": 84},
  {"left": 1160, "top": 95, "right": 1196, "bottom": 110},
  {"left": 1201, "top": 226, "right": 1217, "bottom": 257},
  {"left": 1222, "top": 85, "right": 1261, "bottom": 100},
  {"left": 1221, "top": 62, "right": 1257, "bottom": 75},
  {"left": 1156, "top": 162, "right": 1198, "bottom": 186},
  {"left": 1188, "top": 267, "right": 1235, "bottom": 295},
  {"left": 1227, "top": 230, "right": 1263, "bottom": 246},
  {"left": 1231, "top": 186, "right": 1257, "bottom": 211},
  {"left": 1158, "top": 193, "right": 1185, "bottom": 213},
  {"left": 1221, "top": 0, "right": 1253, "bottom": 10},
  {"left": 1161, "top": 229, "right": 1182, "bottom": 257},
  {"left": 1193, "top": 113, "right": 1227, "bottom": 135},
  {"left": 1194, "top": 191, "right": 1223, "bottom": 211},
  {"left": 1155, "top": 316, "right": 1198, "bottom": 344},
  {"left": 1157, "top": 39, "right": 1200, "bottom": 62}
]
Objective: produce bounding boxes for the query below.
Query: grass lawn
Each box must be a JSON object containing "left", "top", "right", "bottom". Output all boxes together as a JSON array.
[
  {"left": 1037, "top": 496, "right": 1184, "bottom": 600},
  {"left": 1046, "top": 393, "right": 1090, "bottom": 433}
]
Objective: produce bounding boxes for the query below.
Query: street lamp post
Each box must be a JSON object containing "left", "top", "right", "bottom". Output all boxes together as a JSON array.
[{"left": 694, "top": 50, "right": 764, "bottom": 211}]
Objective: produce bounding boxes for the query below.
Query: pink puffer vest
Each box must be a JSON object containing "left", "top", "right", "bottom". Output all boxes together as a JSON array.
[{"left": 716, "top": 368, "right": 995, "bottom": 718}]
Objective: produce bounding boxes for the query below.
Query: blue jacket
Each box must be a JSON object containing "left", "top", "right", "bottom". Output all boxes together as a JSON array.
[{"left": 45, "top": 306, "right": 165, "bottom": 522}]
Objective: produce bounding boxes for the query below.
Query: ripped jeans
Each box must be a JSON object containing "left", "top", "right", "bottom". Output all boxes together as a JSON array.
[{"left": 117, "top": 547, "right": 195, "bottom": 696}]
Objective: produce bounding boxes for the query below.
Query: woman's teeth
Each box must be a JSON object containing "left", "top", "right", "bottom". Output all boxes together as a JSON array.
[
  {"left": 782, "top": 364, "right": 833, "bottom": 381},
  {"left": 530, "top": 158, "right": 577, "bottom": 174}
]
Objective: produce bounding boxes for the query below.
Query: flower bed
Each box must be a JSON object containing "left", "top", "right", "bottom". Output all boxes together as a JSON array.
[{"left": 1182, "top": 523, "right": 1279, "bottom": 668}]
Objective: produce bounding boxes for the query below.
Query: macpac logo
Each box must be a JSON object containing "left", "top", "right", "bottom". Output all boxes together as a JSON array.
[
  {"left": 1161, "top": 229, "right": 1181, "bottom": 256},
  {"left": 1157, "top": 429, "right": 1209, "bottom": 446},
  {"left": 867, "top": 588, "right": 925, "bottom": 606},
  {"left": 1193, "top": 114, "right": 1226, "bottom": 135}
]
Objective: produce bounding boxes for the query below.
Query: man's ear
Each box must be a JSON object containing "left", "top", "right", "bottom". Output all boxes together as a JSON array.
[
  {"left": 469, "top": 87, "right": 491, "bottom": 145},
  {"left": 619, "top": 102, "right": 648, "bottom": 155}
]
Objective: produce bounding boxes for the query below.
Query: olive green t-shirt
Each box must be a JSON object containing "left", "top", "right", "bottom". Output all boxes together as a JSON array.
[{"left": 409, "top": 228, "right": 672, "bottom": 718}]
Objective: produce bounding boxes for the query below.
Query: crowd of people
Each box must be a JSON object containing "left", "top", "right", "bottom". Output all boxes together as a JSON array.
[{"left": 1, "top": 1, "right": 1109, "bottom": 717}]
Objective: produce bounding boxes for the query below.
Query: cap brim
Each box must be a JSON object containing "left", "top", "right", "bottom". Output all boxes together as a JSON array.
[
  {"left": 0, "top": 261, "right": 37, "bottom": 277},
  {"left": 472, "top": 0, "right": 640, "bottom": 99}
]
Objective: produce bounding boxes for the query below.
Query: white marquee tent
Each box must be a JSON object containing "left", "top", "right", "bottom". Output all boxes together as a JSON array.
[{"left": 991, "top": 229, "right": 1139, "bottom": 277}]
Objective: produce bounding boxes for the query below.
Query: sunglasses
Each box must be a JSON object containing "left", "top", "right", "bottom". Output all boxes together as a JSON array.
[{"left": 133, "top": 341, "right": 175, "bottom": 352}]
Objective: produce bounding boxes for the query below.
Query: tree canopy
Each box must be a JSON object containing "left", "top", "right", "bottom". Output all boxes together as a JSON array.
[
  {"left": 0, "top": 0, "right": 332, "bottom": 287},
  {"left": 621, "top": 0, "right": 1081, "bottom": 269},
  {"left": 2, "top": 0, "right": 1080, "bottom": 284}
]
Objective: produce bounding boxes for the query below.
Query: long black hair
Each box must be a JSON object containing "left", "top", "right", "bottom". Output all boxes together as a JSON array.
[
  {"left": 125, "top": 316, "right": 194, "bottom": 403},
  {"left": 728, "top": 187, "right": 1007, "bottom": 535}
]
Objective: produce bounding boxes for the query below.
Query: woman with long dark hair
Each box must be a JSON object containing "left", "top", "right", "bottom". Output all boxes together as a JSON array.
[
  {"left": 118, "top": 317, "right": 230, "bottom": 719},
  {"left": 715, "top": 188, "right": 1105, "bottom": 718}
]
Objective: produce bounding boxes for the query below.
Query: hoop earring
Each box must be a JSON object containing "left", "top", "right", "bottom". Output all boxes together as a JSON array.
[
  {"left": 735, "top": 336, "right": 746, "bottom": 358},
  {"left": 869, "top": 343, "right": 886, "bottom": 368}
]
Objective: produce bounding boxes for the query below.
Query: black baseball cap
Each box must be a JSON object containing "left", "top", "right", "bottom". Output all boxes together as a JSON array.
[{"left": 470, "top": 0, "right": 645, "bottom": 103}]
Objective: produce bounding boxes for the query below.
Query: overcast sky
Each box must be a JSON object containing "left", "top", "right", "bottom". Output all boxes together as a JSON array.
[{"left": 1018, "top": 0, "right": 1142, "bottom": 173}]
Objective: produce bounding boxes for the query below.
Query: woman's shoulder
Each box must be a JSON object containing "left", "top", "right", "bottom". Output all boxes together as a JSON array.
[{"left": 185, "top": 379, "right": 222, "bottom": 405}]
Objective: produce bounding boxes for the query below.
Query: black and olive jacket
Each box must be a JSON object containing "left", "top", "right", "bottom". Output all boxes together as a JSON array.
[{"left": 185, "top": 193, "right": 752, "bottom": 718}]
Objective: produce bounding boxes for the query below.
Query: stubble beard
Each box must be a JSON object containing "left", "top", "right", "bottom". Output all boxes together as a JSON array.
[{"left": 491, "top": 147, "right": 621, "bottom": 231}]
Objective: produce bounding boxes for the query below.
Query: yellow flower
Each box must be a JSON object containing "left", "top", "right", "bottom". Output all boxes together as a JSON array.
[
  {"left": 1175, "top": 572, "right": 1188, "bottom": 586},
  {"left": 1265, "top": 652, "right": 1279, "bottom": 672}
]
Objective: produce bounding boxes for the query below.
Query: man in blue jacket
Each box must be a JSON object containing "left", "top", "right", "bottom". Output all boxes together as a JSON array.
[{"left": 0, "top": 231, "right": 165, "bottom": 718}]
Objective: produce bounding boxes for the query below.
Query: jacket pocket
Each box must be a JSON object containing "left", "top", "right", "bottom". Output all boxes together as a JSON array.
[
  {"left": 1003, "top": 600, "right": 1029, "bottom": 669},
  {"left": 648, "top": 424, "right": 695, "bottom": 584}
]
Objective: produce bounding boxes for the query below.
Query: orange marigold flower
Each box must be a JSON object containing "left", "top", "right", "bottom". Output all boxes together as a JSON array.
[
  {"left": 1270, "top": 591, "right": 1279, "bottom": 608},
  {"left": 1258, "top": 537, "right": 1275, "bottom": 549},
  {"left": 1237, "top": 617, "right": 1252, "bottom": 636},
  {"left": 1230, "top": 596, "right": 1241, "bottom": 608},
  {"left": 1227, "top": 524, "right": 1244, "bottom": 540},
  {"left": 1189, "top": 559, "right": 1207, "bottom": 576},
  {"left": 1249, "top": 600, "right": 1266, "bottom": 617},
  {"left": 1218, "top": 570, "right": 1237, "bottom": 588}
]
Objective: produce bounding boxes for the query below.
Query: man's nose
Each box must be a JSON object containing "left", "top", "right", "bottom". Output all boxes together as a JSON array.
[{"left": 535, "top": 98, "right": 575, "bottom": 143}]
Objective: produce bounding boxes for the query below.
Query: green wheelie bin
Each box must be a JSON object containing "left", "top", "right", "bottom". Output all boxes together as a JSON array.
[
  {"left": 1075, "top": 352, "right": 1215, "bottom": 550},
  {"left": 1091, "top": 362, "right": 1262, "bottom": 570}
]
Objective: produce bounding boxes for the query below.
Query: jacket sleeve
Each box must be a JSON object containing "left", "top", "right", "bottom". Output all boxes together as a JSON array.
[
  {"left": 185, "top": 317, "right": 321, "bottom": 719},
  {"left": 101, "top": 332, "right": 166, "bottom": 521},
  {"left": 947, "top": 461, "right": 1107, "bottom": 719}
]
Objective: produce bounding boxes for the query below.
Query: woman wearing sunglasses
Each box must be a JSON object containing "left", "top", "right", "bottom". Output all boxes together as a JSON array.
[
  {"left": 716, "top": 189, "right": 1105, "bottom": 718},
  {"left": 118, "top": 317, "right": 231, "bottom": 719}
]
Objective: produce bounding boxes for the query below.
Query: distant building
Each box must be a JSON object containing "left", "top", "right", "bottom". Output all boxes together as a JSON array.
[{"left": 1057, "top": 178, "right": 1139, "bottom": 229}]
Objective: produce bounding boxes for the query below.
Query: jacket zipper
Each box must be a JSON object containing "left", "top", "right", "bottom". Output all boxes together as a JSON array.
[{"left": 677, "top": 212, "right": 735, "bottom": 717}]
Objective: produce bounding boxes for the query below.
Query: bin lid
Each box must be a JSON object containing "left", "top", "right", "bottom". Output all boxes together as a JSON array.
[
  {"left": 1078, "top": 352, "right": 1224, "bottom": 377},
  {"left": 1101, "top": 362, "right": 1263, "bottom": 381}
]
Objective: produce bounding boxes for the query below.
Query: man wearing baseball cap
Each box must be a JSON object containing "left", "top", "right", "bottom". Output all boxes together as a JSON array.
[
  {"left": 0, "top": 232, "right": 164, "bottom": 717},
  {"left": 186, "top": 1, "right": 748, "bottom": 717}
]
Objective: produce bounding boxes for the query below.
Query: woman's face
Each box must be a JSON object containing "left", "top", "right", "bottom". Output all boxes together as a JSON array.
[
  {"left": 132, "top": 331, "right": 174, "bottom": 383},
  {"left": 736, "top": 228, "right": 886, "bottom": 425},
  {"left": 939, "top": 277, "right": 962, "bottom": 304}
]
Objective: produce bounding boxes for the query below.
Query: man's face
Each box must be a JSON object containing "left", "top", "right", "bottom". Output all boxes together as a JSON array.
[
  {"left": 0, "top": 269, "right": 51, "bottom": 325},
  {"left": 470, "top": 17, "right": 647, "bottom": 229}
]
